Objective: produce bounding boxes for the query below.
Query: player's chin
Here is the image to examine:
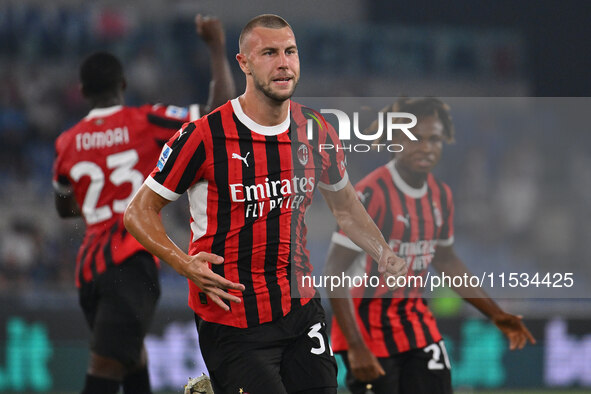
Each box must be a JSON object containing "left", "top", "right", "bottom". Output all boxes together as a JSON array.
[
  {"left": 269, "top": 90, "right": 294, "bottom": 102},
  {"left": 411, "top": 157, "right": 439, "bottom": 173},
  {"left": 272, "top": 82, "right": 297, "bottom": 98},
  {"left": 411, "top": 163, "right": 435, "bottom": 175}
]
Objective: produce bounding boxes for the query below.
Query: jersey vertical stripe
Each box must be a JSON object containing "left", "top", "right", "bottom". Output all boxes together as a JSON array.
[
  {"left": 263, "top": 134, "right": 287, "bottom": 321},
  {"left": 287, "top": 119, "right": 303, "bottom": 309},
  {"left": 278, "top": 126, "right": 296, "bottom": 315},
  {"left": 234, "top": 113, "right": 261, "bottom": 326},
  {"left": 365, "top": 175, "right": 402, "bottom": 355},
  {"left": 177, "top": 143, "right": 206, "bottom": 193},
  {"left": 425, "top": 188, "right": 437, "bottom": 244},
  {"left": 415, "top": 195, "right": 436, "bottom": 345},
  {"left": 368, "top": 298, "right": 389, "bottom": 356},
  {"left": 290, "top": 107, "right": 332, "bottom": 304},
  {"left": 357, "top": 183, "right": 382, "bottom": 334},
  {"left": 404, "top": 194, "right": 428, "bottom": 349},
  {"left": 153, "top": 123, "right": 196, "bottom": 185},
  {"left": 428, "top": 177, "right": 443, "bottom": 240},
  {"left": 380, "top": 298, "right": 399, "bottom": 355},
  {"left": 249, "top": 128, "right": 271, "bottom": 324},
  {"left": 415, "top": 298, "right": 439, "bottom": 344},
  {"left": 357, "top": 179, "right": 387, "bottom": 350},
  {"left": 436, "top": 179, "right": 452, "bottom": 241},
  {"left": 442, "top": 182, "right": 454, "bottom": 240},
  {"left": 208, "top": 110, "right": 234, "bottom": 310},
  {"left": 223, "top": 108, "right": 251, "bottom": 325}
]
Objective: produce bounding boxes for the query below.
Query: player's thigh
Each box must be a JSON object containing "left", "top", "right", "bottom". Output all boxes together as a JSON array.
[
  {"left": 79, "top": 272, "right": 101, "bottom": 330},
  {"left": 196, "top": 317, "right": 288, "bottom": 394},
  {"left": 399, "top": 341, "right": 452, "bottom": 394},
  {"left": 340, "top": 352, "right": 401, "bottom": 394},
  {"left": 281, "top": 317, "right": 337, "bottom": 393},
  {"left": 92, "top": 253, "right": 160, "bottom": 367},
  {"left": 210, "top": 348, "right": 287, "bottom": 394}
]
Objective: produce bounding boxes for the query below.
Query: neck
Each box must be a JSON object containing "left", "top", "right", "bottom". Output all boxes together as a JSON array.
[
  {"left": 239, "top": 87, "right": 289, "bottom": 126},
  {"left": 395, "top": 161, "right": 428, "bottom": 189},
  {"left": 89, "top": 93, "right": 124, "bottom": 109}
]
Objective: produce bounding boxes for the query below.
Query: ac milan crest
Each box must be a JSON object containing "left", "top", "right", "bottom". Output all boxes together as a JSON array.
[{"left": 297, "top": 144, "right": 309, "bottom": 166}]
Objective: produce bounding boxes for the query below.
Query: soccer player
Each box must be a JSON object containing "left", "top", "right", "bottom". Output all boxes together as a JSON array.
[
  {"left": 123, "top": 14, "right": 407, "bottom": 394},
  {"left": 326, "top": 98, "right": 536, "bottom": 394},
  {"left": 52, "top": 15, "right": 235, "bottom": 394}
]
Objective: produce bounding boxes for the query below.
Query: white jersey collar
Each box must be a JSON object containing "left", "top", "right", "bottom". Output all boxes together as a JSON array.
[
  {"left": 386, "top": 160, "right": 428, "bottom": 199},
  {"left": 85, "top": 105, "right": 123, "bottom": 120},
  {"left": 231, "top": 98, "right": 290, "bottom": 136}
]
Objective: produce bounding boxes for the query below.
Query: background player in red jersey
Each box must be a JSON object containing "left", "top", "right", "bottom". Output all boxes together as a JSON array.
[
  {"left": 52, "top": 15, "right": 235, "bottom": 394},
  {"left": 326, "top": 98, "right": 536, "bottom": 394},
  {"left": 124, "top": 14, "right": 407, "bottom": 394}
]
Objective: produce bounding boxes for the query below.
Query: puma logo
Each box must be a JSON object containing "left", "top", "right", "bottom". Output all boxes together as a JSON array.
[
  {"left": 396, "top": 214, "right": 410, "bottom": 228},
  {"left": 232, "top": 152, "right": 250, "bottom": 167}
]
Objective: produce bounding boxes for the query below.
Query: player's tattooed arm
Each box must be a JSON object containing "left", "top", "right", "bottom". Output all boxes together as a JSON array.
[
  {"left": 124, "top": 184, "right": 245, "bottom": 311},
  {"left": 320, "top": 182, "right": 407, "bottom": 283}
]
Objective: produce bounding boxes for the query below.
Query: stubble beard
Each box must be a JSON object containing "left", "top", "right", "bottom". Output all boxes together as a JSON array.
[{"left": 252, "top": 72, "right": 298, "bottom": 103}]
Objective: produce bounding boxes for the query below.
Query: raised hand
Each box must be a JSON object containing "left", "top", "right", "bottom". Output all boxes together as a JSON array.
[{"left": 195, "top": 14, "right": 225, "bottom": 47}]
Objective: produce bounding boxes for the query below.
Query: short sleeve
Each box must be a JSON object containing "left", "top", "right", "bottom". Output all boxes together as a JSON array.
[
  {"left": 331, "top": 180, "right": 382, "bottom": 252},
  {"left": 437, "top": 183, "right": 454, "bottom": 246},
  {"left": 52, "top": 135, "right": 72, "bottom": 195},
  {"left": 317, "top": 121, "right": 348, "bottom": 192},
  {"left": 145, "top": 121, "right": 207, "bottom": 201},
  {"left": 148, "top": 103, "right": 201, "bottom": 124}
]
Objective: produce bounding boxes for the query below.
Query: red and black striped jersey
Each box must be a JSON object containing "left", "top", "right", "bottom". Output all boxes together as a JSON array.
[
  {"left": 146, "top": 98, "right": 348, "bottom": 328},
  {"left": 330, "top": 160, "right": 454, "bottom": 356},
  {"left": 53, "top": 103, "right": 201, "bottom": 287}
]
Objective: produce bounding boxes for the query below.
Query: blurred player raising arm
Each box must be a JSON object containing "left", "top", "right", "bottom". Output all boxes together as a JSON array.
[
  {"left": 195, "top": 14, "right": 236, "bottom": 113},
  {"left": 55, "top": 14, "right": 235, "bottom": 217}
]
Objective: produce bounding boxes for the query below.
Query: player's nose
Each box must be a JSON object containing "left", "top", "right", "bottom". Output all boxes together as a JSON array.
[
  {"left": 418, "top": 139, "right": 434, "bottom": 152},
  {"left": 277, "top": 52, "right": 289, "bottom": 68}
]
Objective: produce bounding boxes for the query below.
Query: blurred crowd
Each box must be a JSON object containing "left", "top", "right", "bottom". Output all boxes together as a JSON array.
[{"left": 1, "top": 3, "right": 589, "bottom": 302}]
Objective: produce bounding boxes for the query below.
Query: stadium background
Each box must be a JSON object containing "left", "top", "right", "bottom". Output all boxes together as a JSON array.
[{"left": 1, "top": 0, "right": 590, "bottom": 392}]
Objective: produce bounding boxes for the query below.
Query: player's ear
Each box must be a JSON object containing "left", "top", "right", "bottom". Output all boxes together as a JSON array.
[
  {"left": 121, "top": 78, "right": 127, "bottom": 91},
  {"left": 236, "top": 53, "right": 251, "bottom": 75}
]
